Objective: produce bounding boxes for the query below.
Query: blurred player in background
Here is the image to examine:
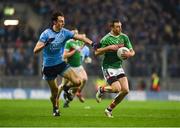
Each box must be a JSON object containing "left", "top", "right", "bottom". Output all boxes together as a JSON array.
[
  {"left": 150, "top": 72, "right": 160, "bottom": 92},
  {"left": 59, "top": 29, "right": 92, "bottom": 108},
  {"left": 33, "top": 11, "right": 93, "bottom": 116},
  {"left": 95, "top": 19, "right": 135, "bottom": 118}
]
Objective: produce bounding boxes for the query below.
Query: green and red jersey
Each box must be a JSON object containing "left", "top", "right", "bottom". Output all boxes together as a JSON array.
[
  {"left": 100, "top": 32, "right": 133, "bottom": 69},
  {"left": 64, "top": 39, "right": 84, "bottom": 67}
]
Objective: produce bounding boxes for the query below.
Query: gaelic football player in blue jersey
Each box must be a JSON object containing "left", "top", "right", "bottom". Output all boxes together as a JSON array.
[{"left": 33, "top": 11, "right": 93, "bottom": 116}]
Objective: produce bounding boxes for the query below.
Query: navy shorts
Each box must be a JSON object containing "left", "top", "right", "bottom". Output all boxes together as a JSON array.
[{"left": 42, "top": 61, "right": 70, "bottom": 80}]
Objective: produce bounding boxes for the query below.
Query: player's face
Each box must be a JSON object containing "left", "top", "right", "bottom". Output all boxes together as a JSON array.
[
  {"left": 55, "top": 16, "right": 65, "bottom": 29},
  {"left": 112, "top": 22, "right": 122, "bottom": 35}
]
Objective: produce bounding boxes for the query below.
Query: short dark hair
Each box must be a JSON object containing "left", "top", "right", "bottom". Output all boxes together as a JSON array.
[
  {"left": 51, "top": 11, "right": 64, "bottom": 23},
  {"left": 109, "top": 19, "right": 120, "bottom": 27}
]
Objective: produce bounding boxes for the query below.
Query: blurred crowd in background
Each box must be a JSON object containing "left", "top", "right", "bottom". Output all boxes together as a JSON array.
[{"left": 0, "top": 0, "right": 180, "bottom": 77}]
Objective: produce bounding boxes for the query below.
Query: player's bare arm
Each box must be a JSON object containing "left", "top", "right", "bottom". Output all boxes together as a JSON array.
[
  {"left": 33, "top": 41, "right": 45, "bottom": 54},
  {"left": 63, "top": 50, "right": 76, "bottom": 59},
  {"left": 73, "top": 34, "right": 92, "bottom": 45},
  {"left": 95, "top": 44, "right": 120, "bottom": 56}
]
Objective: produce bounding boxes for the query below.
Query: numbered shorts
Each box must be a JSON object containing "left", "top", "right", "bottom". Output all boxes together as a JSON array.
[
  {"left": 42, "top": 61, "right": 70, "bottom": 80},
  {"left": 102, "top": 67, "right": 126, "bottom": 85}
]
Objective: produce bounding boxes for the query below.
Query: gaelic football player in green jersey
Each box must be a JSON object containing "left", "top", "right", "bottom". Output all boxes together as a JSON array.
[
  {"left": 95, "top": 19, "right": 135, "bottom": 118},
  {"left": 59, "top": 29, "right": 91, "bottom": 107}
]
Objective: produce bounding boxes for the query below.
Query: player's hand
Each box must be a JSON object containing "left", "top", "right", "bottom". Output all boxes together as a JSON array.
[
  {"left": 121, "top": 51, "right": 131, "bottom": 59},
  {"left": 117, "top": 44, "right": 124, "bottom": 48},
  {"left": 91, "top": 42, "right": 100, "bottom": 50},
  {"left": 44, "top": 38, "right": 55, "bottom": 47},
  {"left": 74, "top": 46, "right": 81, "bottom": 52},
  {"left": 84, "top": 57, "right": 92, "bottom": 63},
  {"left": 107, "top": 44, "right": 120, "bottom": 51},
  {"left": 76, "top": 48, "right": 81, "bottom": 52}
]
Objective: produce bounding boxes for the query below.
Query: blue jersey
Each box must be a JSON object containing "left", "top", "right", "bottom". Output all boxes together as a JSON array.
[
  {"left": 39, "top": 28, "right": 74, "bottom": 67},
  {"left": 81, "top": 46, "right": 90, "bottom": 61}
]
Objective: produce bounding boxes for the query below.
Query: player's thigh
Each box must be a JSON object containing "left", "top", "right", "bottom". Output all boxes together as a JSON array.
[
  {"left": 72, "top": 66, "right": 87, "bottom": 81},
  {"left": 78, "top": 67, "right": 88, "bottom": 81},
  {"left": 63, "top": 68, "right": 81, "bottom": 84},
  {"left": 47, "top": 78, "right": 58, "bottom": 90},
  {"left": 61, "top": 77, "right": 69, "bottom": 85},
  {"left": 118, "top": 77, "right": 129, "bottom": 92},
  {"left": 111, "top": 81, "right": 121, "bottom": 92}
]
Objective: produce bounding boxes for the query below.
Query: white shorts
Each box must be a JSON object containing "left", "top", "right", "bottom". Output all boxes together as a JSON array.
[{"left": 102, "top": 67, "right": 126, "bottom": 85}]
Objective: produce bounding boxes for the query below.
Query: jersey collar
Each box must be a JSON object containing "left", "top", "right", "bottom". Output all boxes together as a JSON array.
[
  {"left": 108, "top": 32, "right": 120, "bottom": 37},
  {"left": 50, "top": 27, "right": 63, "bottom": 33}
]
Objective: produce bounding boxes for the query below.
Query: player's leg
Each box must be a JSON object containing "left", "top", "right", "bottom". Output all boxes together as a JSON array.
[
  {"left": 74, "top": 66, "right": 87, "bottom": 102},
  {"left": 113, "top": 76, "right": 129, "bottom": 105},
  {"left": 105, "top": 77, "right": 129, "bottom": 118},
  {"left": 102, "top": 81, "right": 121, "bottom": 118},
  {"left": 42, "top": 65, "right": 61, "bottom": 116},
  {"left": 62, "top": 66, "right": 87, "bottom": 103},
  {"left": 47, "top": 78, "right": 60, "bottom": 116},
  {"left": 57, "top": 77, "right": 72, "bottom": 106},
  {"left": 58, "top": 77, "right": 69, "bottom": 99},
  {"left": 61, "top": 78, "right": 74, "bottom": 108},
  {"left": 62, "top": 68, "right": 83, "bottom": 107},
  {"left": 57, "top": 78, "right": 68, "bottom": 100},
  {"left": 98, "top": 81, "right": 120, "bottom": 93},
  {"left": 96, "top": 80, "right": 120, "bottom": 103},
  {"left": 96, "top": 68, "right": 121, "bottom": 103},
  {"left": 78, "top": 66, "right": 88, "bottom": 91},
  {"left": 62, "top": 67, "right": 83, "bottom": 93}
]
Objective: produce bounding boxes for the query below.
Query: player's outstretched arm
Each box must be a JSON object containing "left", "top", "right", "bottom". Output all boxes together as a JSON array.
[{"left": 73, "top": 34, "right": 93, "bottom": 45}]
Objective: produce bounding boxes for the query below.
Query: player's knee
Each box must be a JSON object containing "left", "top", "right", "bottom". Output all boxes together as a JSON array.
[
  {"left": 116, "top": 87, "right": 121, "bottom": 93},
  {"left": 79, "top": 79, "right": 83, "bottom": 86},
  {"left": 79, "top": 75, "right": 87, "bottom": 83},
  {"left": 73, "top": 78, "right": 83, "bottom": 87},
  {"left": 82, "top": 77, "right": 87, "bottom": 83},
  {"left": 122, "top": 88, "right": 129, "bottom": 95}
]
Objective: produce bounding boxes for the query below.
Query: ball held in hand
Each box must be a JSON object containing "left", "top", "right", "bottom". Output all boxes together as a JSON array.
[{"left": 117, "top": 47, "right": 129, "bottom": 60}]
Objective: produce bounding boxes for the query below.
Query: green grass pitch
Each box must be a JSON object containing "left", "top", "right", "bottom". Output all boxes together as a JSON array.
[{"left": 0, "top": 99, "right": 180, "bottom": 127}]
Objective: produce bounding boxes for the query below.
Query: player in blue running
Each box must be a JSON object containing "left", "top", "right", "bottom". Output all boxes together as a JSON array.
[{"left": 33, "top": 11, "right": 93, "bottom": 117}]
